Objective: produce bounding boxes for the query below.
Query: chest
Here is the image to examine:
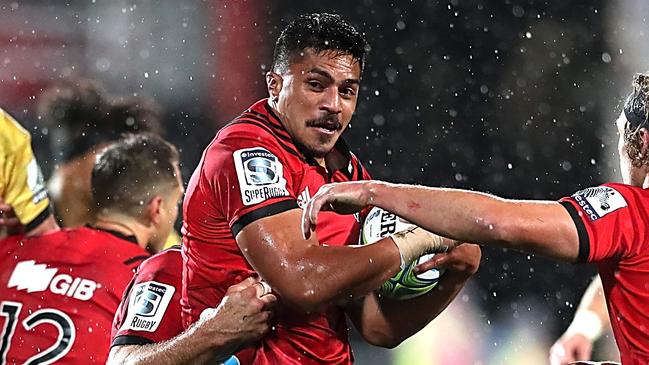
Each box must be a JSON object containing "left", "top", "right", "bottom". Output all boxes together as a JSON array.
[{"left": 290, "top": 164, "right": 361, "bottom": 247}]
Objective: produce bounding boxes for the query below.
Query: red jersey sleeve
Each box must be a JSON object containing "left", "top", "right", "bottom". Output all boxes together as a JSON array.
[
  {"left": 111, "top": 247, "right": 184, "bottom": 346},
  {"left": 207, "top": 127, "right": 299, "bottom": 235},
  {"left": 559, "top": 183, "right": 641, "bottom": 263}
]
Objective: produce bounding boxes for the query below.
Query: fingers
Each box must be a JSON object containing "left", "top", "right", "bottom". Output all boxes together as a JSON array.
[
  {"left": 301, "top": 194, "right": 322, "bottom": 240},
  {"left": 226, "top": 276, "right": 259, "bottom": 293},
  {"left": 254, "top": 280, "right": 272, "bottom": 296},
  {"left": 549, "top": 343, "right": 570, "bottom": 365},
  {"left": 412, "top": 254, "right": 442, "bottom": 274},
  {"left": 416, "top": 253, "right": 449, "bottom": 273},
  {"left": 0, "top": 203, "right": 17, "bottom": 218},
  {"left": 575, "top": 342, "right": 592, "bottom": 361},
  {"left": 300, "top": 200, "right": 311, "bottom": 239},
  {"left": 259, "top": 293, "right": 278, "bottom": 310}
]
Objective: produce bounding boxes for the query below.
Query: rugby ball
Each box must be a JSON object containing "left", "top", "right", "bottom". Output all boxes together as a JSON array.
[{"left": 362, "top": 207, "right": 444, "bottom": 300}]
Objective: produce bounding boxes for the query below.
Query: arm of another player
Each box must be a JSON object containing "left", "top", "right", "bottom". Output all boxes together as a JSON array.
[
  {"left": 345, "top": 243, "right": 480, "bottom": 348},
  {"left": 303, "top": 181, "right": 580, "bottom": 262},
  {"left": 549, "top": 275, "right": 611, "bottom": 365},
  {"left": 107, "top": 277, "right": 276, "bottom": 365}
]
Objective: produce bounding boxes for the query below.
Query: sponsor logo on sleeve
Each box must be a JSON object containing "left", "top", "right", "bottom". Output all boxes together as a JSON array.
[
  {"left": 571, "top": 186, "right": 627, "bottom": 221},
  {"left": 26, "top": 158, "right": 48, "bottom": 204},
  {"left": 121, "top": 281, "right": 175, "bottom": 332},
  {"left": 233, "top": 147, "right": 289, "bottom": 206}
]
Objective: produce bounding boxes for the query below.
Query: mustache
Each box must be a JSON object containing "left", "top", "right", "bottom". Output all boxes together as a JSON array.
[{"left": 305, "top": 115, "right": 342, "bottom": 130}]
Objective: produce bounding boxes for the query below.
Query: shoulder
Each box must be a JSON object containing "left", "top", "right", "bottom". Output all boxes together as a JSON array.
[
  {"left": 135, "top": 245, "right": 182, "bottom": 280},
  {"left": 602, "top": 183, "right": 649, "bottom": 208},
  {"left": 212, "top": 99, "right": 297, "bottom": 154},
  {"left": 0, "top": 108, "right": 31, "bottom": 155}
]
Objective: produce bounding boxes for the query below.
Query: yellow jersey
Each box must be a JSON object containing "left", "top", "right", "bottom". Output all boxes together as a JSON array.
[{"left": 0, "top": 108, "right": 50, "bottom": 230}]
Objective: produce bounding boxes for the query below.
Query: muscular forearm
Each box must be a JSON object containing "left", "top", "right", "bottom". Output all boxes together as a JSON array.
[
  {"left": 257, "top": 237, "right": 403, "bottom": 311},
  {"left": 367, "top": 182, "right": 579, "bottom": 261},
  {"left": 348, "top": 270, "right": 470, "bottom": 348},
  {"left": 107, "top": 323, "right": 237, "bottom": 365}
]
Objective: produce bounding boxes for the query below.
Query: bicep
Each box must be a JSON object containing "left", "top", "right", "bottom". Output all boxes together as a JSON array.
[
  {"left": 236, "top": 208, "right": 317, "bottom": 290},
  {"left": 499, "top": 200, "right": 580, "bottom": 262}
]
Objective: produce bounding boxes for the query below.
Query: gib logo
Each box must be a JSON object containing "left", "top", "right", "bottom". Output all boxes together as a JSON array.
[{"left": 8, "top": 260, "right": 98, "bottom": 301}]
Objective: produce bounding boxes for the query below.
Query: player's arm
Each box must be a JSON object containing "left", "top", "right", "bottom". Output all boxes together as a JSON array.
[
  {"left": 108, "top": 277, "right": 276, "bottom": 365},
  {"left": 237, "top": 209, "right": 404, "bottom": 312},
  {"left": 223, "top": 135, "right": 450, "bottom": 312},
  {"left": 303, "top": 181, "right": 580, "bottom": 262},
  {"left": 345, "top": 243, "right": 481, "bottom": 348},
  {"left": 549, "top": 275, "right": 610, "bottom": 365},
  {"left": 0, "top": 200, "right": 57, "bottom": 237}
]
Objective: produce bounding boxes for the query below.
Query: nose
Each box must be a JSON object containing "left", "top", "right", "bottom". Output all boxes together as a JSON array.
[{"left": 320, "top": 87, "right": 342, "bottom": 115}]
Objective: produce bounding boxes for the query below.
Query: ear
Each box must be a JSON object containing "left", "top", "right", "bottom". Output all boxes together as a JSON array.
[
  {"left": 146, "top": 196, "right": 164, "bottom": 226},
  {"left": 266, "top": 71, "right": 283, "bottom": 102}
]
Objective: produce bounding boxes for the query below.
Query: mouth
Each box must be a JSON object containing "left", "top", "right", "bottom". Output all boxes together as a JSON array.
[
  {"left": 306, "top": 116, "right": 342, "bottom": 136},
  {"left": 311, "top": 125, "right": 338, "bottom": 135}
]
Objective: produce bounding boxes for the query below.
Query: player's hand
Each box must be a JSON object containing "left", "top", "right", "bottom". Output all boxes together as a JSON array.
[
  {"left": 302, "top": 181, "right": 374, "bottom": 239},
  {"left": 0, "top": 201, "right": 24, "bottom": 236},
  {"left": 202, "top": 276, "right": 277, "bottom": 348},
  {"left": 413, "top": 243, "right": 481, "bottom": 277},
  {"left": 549, "top": 333, "right": 593, "bottom": 365}
]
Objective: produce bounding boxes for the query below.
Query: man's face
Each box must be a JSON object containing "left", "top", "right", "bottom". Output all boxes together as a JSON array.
[{"left": 269, "top": 49, "right": 361, "bottom": 158}]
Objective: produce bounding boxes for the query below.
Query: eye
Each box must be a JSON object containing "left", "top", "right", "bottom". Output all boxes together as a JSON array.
[
  {"left": 307, "top": 80, "right": 324, "bottom": 90},
  {"left": 340, "top": 87, "right": 357, "bottom": 98}
]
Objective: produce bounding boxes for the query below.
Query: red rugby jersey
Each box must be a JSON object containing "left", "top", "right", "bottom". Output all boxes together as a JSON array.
[
  {"left": 182, "top": 99, "right": 370, "bottom": 365},
  {"left": 560, "top": 183, "right": 649, "bottom": 364},
  {"left": 111, "top": 245, "right": 183, "bottom": 346},
  {"left": 0, "top": 227, "right": 148, "bottom": 364}
]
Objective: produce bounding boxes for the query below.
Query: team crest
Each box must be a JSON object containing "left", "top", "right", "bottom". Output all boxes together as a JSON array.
[
  {"left": 233, "top": 147, "right": 289, "bottom": 206},
  {"left": 571, "top": 186, "right": 627, "bottom": 221}
]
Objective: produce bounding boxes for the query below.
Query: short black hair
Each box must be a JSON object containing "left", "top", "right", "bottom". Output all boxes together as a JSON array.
[
  {"left": 91, "top": 133, "right": 180, "bottom": 217},
  {"left": 271, "top": 13, "right": 368, "bottom": 74}
]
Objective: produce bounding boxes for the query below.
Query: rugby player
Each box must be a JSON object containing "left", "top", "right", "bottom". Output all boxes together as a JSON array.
[
  {"left": 182, "top": 13, "right": 480, "bottom": 364},
  {"left": 0, "top": 133, "right": 181, "bottom": 363}
]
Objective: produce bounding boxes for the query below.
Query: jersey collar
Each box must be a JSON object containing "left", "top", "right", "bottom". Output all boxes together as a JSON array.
[{"left": 87, "top": 224, "right": 139, "bottom": 245}]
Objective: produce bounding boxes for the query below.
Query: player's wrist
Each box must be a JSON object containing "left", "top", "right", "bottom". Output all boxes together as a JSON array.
[
  {"left": 389, "top": 227, "right": 446, "bottom": 269},
  {"left": 563, "top": 309, "right": 603, "bottom": 342}
]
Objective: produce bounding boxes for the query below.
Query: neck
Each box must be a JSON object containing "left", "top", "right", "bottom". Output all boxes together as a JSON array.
[{"left": 94, "top": 215, "right": 149, "bottom": 250}]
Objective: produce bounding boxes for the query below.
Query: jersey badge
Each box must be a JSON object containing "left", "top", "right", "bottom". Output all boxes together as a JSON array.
[
  {"left": 121, "top": 281, "right": 175, "bottom": 332},
  {"left": 572, "top": 186, "right": 627, "bottom": 221},
  {"left": 233, "top": 147, "right": 289, "bottom": 206}
]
